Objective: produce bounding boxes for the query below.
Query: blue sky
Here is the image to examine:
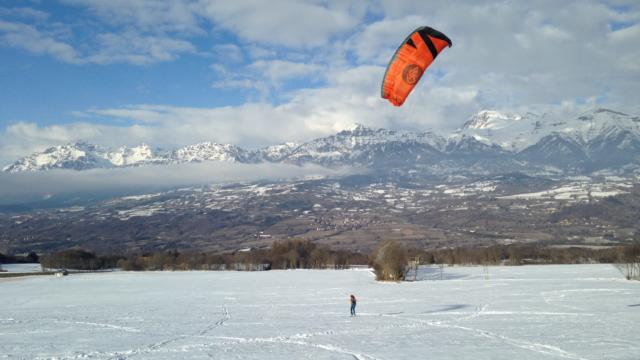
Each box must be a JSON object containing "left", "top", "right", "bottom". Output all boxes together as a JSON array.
[
  {"left": 0, "top": 1, "right": 280, "bottom": 125},
  {"left": 1, "top": 0, "right": 639, "bottom": 165}
]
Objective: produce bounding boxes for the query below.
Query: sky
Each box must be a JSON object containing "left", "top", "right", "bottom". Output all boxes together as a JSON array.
[{"left": 1, "top": 0, "right": 639, "bottom": 166}]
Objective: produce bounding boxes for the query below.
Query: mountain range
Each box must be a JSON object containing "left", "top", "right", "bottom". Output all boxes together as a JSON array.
[
  {"left": 4, "top": 108, "right": 640, "bottom": 175},
  {"left": 2, "top": 108, "right": 640, "bottom": 254}
]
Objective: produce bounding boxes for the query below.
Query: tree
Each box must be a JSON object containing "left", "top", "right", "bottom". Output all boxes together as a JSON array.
[
  {"left": 117, "top": 257, "right": 145, "bottom": 271},
  {"left": 41, "top": 249, "right": 100, "bottom": 270},
  {"left": 330, "top": 250, "right": 345, "bottom": 269},
  {"left": 615, "top": 243, "right": 640, "bottom": 280},
  {"left": 309, "top": 247, "right": 330, "bottom": 269},
  {"left": 269, "top": 239, "right": 317, "bottom": 269},
  {"left": 507, "top": 246, "right": 523, "bottom": 266},
  {"left": 371, "top": 240, "right": 408, "bottom": 281}
]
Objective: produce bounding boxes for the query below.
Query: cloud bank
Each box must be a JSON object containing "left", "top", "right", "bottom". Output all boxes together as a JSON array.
[{"left": 0, "top": 161, "right": 357, "bottom": 206}]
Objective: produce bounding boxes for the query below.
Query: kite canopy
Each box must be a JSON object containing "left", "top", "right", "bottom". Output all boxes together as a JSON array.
[{"left": 381, "top": 26, "right": 452, "bottom": 106}]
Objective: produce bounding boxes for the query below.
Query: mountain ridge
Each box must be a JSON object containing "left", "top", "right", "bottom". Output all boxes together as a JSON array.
[{"left": 4, "top": 108, "right": 640, "bottom": 175}]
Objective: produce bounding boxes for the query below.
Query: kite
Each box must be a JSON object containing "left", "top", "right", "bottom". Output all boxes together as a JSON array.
[{"left": 381, "top": 26, "right": 452, "bottom": 106}]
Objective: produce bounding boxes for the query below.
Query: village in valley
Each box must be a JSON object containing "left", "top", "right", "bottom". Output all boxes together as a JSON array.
[{"left": 2, "top": 172, "right": 637, "bottom": 255}]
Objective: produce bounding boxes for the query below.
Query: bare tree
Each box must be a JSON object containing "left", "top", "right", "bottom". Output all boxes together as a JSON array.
[
  {"left": 310, "top": 247, "right": 330, "bottom": 269},
  {"left": 615, "top": 243, "right": 640, "bottom": 280},
  {"left": 371, "top": 240, "right": 408, "bottom": 281}
]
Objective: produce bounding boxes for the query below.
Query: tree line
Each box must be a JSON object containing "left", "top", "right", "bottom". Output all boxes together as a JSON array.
[
  {"left": 39, "top": 249, "right": 121, "bottom": 271},
  {"left": 38, "top": 239, "right": 368, "bottom": 272},
  {"left": 371, "top": 241, "right": 638, "bottom": 281},
  {"left": 28, "top": 240, "right": 640, "bottom": 282},
  {"left": 408, "top": 244, "right": 621, "bottom": 266}
]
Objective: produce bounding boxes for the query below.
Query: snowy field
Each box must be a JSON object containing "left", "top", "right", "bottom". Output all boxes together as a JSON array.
[
  {"left": 1, "top": 265, "right": 639, "bottom": 360},
  {"left": 1, "top": 263, "right": 42, "bottom": 273}
]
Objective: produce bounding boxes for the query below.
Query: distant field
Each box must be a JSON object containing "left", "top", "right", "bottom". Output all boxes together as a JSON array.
[
  {"left": 1, "top": 265, "right": 639, "bottom": 359},
  {"left": 1, "top": 263, "right": 42, "bottom": 272}
]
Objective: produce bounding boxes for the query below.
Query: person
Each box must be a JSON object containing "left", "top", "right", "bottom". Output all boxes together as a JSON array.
[{"left": 350, "top": 294, "right": 357, "bottom": 316}]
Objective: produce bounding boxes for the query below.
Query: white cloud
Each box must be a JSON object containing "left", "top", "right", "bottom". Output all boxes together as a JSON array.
[
  {"left": 209, "top": 59, "right": 326, "bottom": 99},
  {"left": 350, "top": 15, "right": 428, "bottom": 64},
  {"left": 248, "top": 60, "right": 324, "bottom": 85},
  {"left": 246, "top": 45, "right": 277, "bottom": 60},
  {"left": 0, "top": 19, "right": 196, "bottom": 65},
  {"left": 79, "top": 107, "right": 167, "bottom": 123},
  {"left": 0, "top": 20, "right": 80, "bottom": 63},
  {"left": 212, "top": 43, "right": 244, "bottom": 63},
  {"left": 199, "top": 0, "right": 362, "bottom": 48},
  {"left": 0, "top": 162, "right": 356, "bottom": 206},
  {"left": 60, "top": 0, "right": 203, "bottom": 34},
  {"left": 0, "top": 6, "right": 49, "bottom": 21},
  {"left": 85, "top": 31, "right": 197, "bottom": 65}
]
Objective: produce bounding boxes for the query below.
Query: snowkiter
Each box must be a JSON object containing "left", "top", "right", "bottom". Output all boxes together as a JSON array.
[{"left": 350, "top": 294, "right": 357, "bottom": 316}]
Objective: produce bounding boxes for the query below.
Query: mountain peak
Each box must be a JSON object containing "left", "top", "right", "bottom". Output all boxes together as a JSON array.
[
  {"left": 462, "top": 110, "right": 523, "bottom": 130},
  {"left": 171, "top": 141, "right": 247, "bottom": 163},
  {"left": 593, "top": 108, "right": 628, "bottom": 116},
  {"left": 339, "top": 123, "right": 378, "bottom": 136}
]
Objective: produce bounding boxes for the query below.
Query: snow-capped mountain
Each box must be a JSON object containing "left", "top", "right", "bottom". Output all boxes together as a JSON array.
[
  {"left": 170, "top": 142, "right": 250, "bottom": 163},
  {"left": 444, "top": 134, "right": 506, "bottom": 158},
  {"left": 587, "top": 127, "right": 640, "bottom": 166},
  {"left": 259, "top": 142, "right": 300, "bottom": 162},
  {"left": 3, "top": 108, "right": 640, "bottom": 175},
  {"left": 460, "top": 108, "right": 640, "bottom": 151},
  {"left": 2, "top": 142, "right": 114, "bottom": 172},
  {"left": 2, "top": 142, "right": 248, "bottom": 172},
  {"left": 106, "top": 144, "right": 168, "bottom": 167},
  {"left": 517, "top": 133, "right": 588, "bottom": 168},
  {"left": 283, "top": 124, "right": 446, "bottom": 166}
]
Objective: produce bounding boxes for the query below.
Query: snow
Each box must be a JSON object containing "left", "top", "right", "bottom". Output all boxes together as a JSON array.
[
  {"left": 1, "top": 263, "right": 42, "bottom": 272},
  {"left": 117, "top": 206, "right": 163, "bottom": 219},
  {"left": 120, "top": 193, "right": 163, "bottom": 201},
  {"left": 459, "top": 108, "right": 640, "bottom": 152},
  {"left": 501, "top": 182, "right": 629, "bottom": 200},
  {"left": 440, "top": 181, "right": 498, "bottom": 197},
  {"left": 1, "top": 265, "right": 638, "bottom": 359},
  {"left": 172, "top": 142, "right": 240, "bottom": 163}
]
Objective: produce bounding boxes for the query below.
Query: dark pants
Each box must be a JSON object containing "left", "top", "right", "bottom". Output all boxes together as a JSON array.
[{"left": 350, "top": 303, "right": 356, "bottom": 316}]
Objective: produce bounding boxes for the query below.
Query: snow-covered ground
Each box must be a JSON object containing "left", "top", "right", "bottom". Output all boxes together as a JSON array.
[
  {"left": 1, "top": 263, "right": 42, "bottom": 272},
  {"left": 1, "top": 265, "right": 639, "bottom": 359}
]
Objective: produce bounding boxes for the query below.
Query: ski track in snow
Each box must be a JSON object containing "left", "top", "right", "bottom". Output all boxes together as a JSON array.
[
  {"left": 444, "top": 323, "right": 590, "bottom": 360},
  {"left": 540, "top": 288, "right": 625, "bottom": 312},
  {"left": 61, "top": 325, "right": 376, "bottom": 360},
  {"left": 376, "top": 304, "right": 591, "bottom": 360},
  {"left": 198, "top": 305, "right": 230, "bottom": 336},
  {"left": 54, "top": 320, "right": 141, "bottom": 333},
  {"left": 213, "top": 335, "right": 379, "bottom": 360},
  {"left": 105, "top": 305, "right": 231, "bottom": 360}
]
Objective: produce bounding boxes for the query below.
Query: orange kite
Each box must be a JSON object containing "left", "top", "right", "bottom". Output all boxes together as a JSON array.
[{"left": 381, "top": 26, "right": 452, "bottom": 106}]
